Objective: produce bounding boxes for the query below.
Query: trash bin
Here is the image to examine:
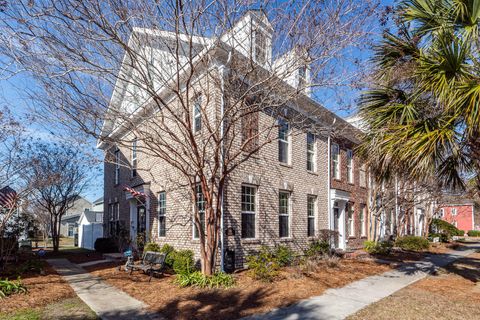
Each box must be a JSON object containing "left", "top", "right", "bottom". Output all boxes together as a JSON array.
[
  {"left": 224, "top": 249, "right": 235, "bottom": 273},
  {"left": 74, "top": 233, "right": 79, "bottom": 247}
]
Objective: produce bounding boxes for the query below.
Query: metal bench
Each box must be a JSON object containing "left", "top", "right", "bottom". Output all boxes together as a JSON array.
[{"left": 129, "top": 251, "right": 166, "bottom": 282}]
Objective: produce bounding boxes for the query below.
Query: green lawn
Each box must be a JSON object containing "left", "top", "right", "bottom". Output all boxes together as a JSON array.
[{"left": 0, "top": 297, "right": 98, "bottom": 320}]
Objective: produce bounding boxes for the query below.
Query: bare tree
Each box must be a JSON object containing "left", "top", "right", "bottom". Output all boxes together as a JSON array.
[
  {"left": 20, "top": 143, "right": 89, "bottom": 252},
  {"left": 0, "top": 1, "right": 380, "bottom": 274}
]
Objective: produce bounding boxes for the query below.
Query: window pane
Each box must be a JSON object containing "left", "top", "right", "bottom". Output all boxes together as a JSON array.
[
  {"left": 241, "top": 213, "right": 255, "bottom": 238},
  {"left": 308, "top": 217, "right": 315, "bottom": 237},
  {"left": 279, "top": 216, "right": 289, "bottom": 237},
  {"left": 279, "top": 141, "right": 288, "bottom": 163},
  {"left": 159, "top": 216, "right": 166, "bottom": 237}
]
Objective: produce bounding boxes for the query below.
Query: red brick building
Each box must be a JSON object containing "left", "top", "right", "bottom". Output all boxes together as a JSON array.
[{"left": 438, "top": 200, "right": 479, "bottom": 232}]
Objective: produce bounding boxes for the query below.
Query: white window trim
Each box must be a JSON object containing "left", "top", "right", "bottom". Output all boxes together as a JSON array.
[
  {"left": 360, "top": 205, "right": 367, "bottom": 237},
  {"left": 359, "top": 164, "right": 367, "bottom": 188},
  {"left": 131, "top": 139, "right": 137, "bottom": 177},
  {"left": 307, "top": 195, "right": 317, "bottom": 237},
  {"left": 348, "top": 203, "right": 355, "bottom": 237},
  {"left": 440, "top": 208, "right": 444, "bottom": 218},
  {"left": 158, "top": 191, "right": 166, "bottom": 237},
  {"left": 241, "top": 185, "right": 257, "bottom": 239},
  {"left": 279, "top": 191, "right": 291, "bottom": 238},
  {"left": 114, "top": 149, "right": 120, "bottom": 185},
  {"left": 307, "top": 133, "right": 316, "bottom": 172},
  {"left": 347, "top": 149, "right": 354, "bottom": 184},
  {"left": 193, "top": 184, "right": 205, "bottom": 239},
  {"left": 278, "top": 119, "right": 291, "bottom": 165},
  {"left": 193, "top": 95, "right": 202, "bottom": 133},
  {"left": 452, "top": 208, "right": 457, "bottom": 216},
  {"left": 253, "top": 29, "right": 267, "bottom": 65},
  {"left": 332, "top": 143, "right": 340, "bottom": 180}
]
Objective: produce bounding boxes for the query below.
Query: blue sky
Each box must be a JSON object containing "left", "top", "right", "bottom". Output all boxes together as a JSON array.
[{"left": 0, "top": 0, "right": 396, "bottom": 203}]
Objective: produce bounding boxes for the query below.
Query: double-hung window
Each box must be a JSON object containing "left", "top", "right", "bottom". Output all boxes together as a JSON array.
[
  {"left": 279, "top": 191, "right": 290, "bottom": 238},
  {"left": 158, "top": 191, "right": 166, "bottom": 237},
  {"left": 114, "top": 149, "right": 120, "bottom": 185},
  {"left": 307, "top": 195, "right": 316, "bottom": 237},
  {"left": 347, "top": 203, "right": 355, "bottom": 237},
  {"left": 298, "top": 65, "right": 307, "bottom": 88},
  {"left": 451, "top": 208, "right": 457, "bottom": 216},
  {"left": 193, "top": 184, "right": 205, "bottom": 239},
  {"left": 331, "top": 143, "right": 340, "bottom": 179},
  {"left": 241, "top": 185, "right": 256, "bottom": 238},
  {"left": 439, "top": 208, "right": 445, "bottom": 218},
  {"left": 360, "top": 204, "right": 366, "bottom": 237},
  {"left": 254, "top": 30, "right": 266, "bottom": 64},
  {"left": 278, "top": 118, "right": 290, "bottom": 164},
  {"left": 360, "top": 164, "right": 367, "bottom": 187},
  {"left": 307, "top": 133, "right": 316, "bottom": 172},
  {"left": 193, "top": 95, "right": 202, "bottom": 133},
  {"left": 347, "top": 149, "right": 354, "bottom": 183},
  {"left": 131, "top": 139, "right": 137, "bottom": 177}
]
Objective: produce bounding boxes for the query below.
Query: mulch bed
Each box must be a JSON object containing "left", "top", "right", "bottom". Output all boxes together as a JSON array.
[
  {"left": 0, "top": 260, "right": 75, "bottom": 314},
  {"left": 85, "top": 259, "right": 391, "bottom": 320}
]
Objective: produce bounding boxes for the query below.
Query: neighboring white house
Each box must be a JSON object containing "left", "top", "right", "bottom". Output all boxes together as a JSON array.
[
  {"left": 77, "top": 209, "right": 104, "bottom": 250},
  {"left": 60, "top": 196, "right": 92, "bottom": 237}
]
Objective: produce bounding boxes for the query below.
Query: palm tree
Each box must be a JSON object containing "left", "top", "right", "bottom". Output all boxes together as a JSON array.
[{"left": 359, "top": 0, "right": 480, "bottom": 194}]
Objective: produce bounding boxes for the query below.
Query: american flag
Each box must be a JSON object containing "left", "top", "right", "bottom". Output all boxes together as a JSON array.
[
  {"left": 123, "top": 185, "right": 146, "bottom": 199},
  {"left": 0, "top": 186, "right": 18, "bottom": 210}
]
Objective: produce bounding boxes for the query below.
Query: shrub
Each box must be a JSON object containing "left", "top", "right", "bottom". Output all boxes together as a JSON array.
[
  {"left": 430, "top": 219, "right": 464, "bottom": 237},
  {"left": 363, "top": 240, "right": 393, "bottom": 255},
  {"left": 305, "top": 240, "right": 330, "bottom": 257},
  {"left": 174, "top": 271, "right": 235, "bottom": 288},
  {"left": 160, "top": 244, "right": 176, "bottom": 268},
  {"left": 18, "top": 260, "right": 44, "bottom": 275},
  {"left": 395, "top": 236, "right": 430, "bottom": 251},
  {"left": 274, "top": 245, "right": 294, "bottom": 267},
  {"left": 0, "top": 277, "right": 27, "bottom": 298},
  {"left": 94, "top": 238, "right": 117, "bottom": 253},
  {"left": 172, "top": 250, "right": 195, "bottom": 275},
  {"left": 143, "top": 242, "right": 161, "bottom": 252},
  {"left": 467, "top": 230, "right": 480, "bottom": 237},
  {"left": 428, "top": 233, "right": 449, "bottom": 243},
  {"left": 246, "top": 246, "right": 280, "bottom": 282}
]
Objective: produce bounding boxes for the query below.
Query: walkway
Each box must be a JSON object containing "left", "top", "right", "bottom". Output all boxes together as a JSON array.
[
  {"left": 246, "top": 244, "right": 478, "bottom": 320},
  {"left": 47, "top": 258, "right": 161, "bottom": 320}
]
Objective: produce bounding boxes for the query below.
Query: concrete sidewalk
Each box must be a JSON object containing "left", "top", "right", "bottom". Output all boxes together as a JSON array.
[
  {"left": 246, "top": 245, "right": 478, "bottom": 320},
  {"left": 47, "top": 258, "right": 161, "bottom": 320}
]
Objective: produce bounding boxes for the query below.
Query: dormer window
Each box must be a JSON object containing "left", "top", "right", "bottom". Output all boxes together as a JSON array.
[
  {"left": 298, "top": 65, "right": 307, "bottom": 88},
  {"left": 254, "top": 30, "right": 266, "bottom": 65}
]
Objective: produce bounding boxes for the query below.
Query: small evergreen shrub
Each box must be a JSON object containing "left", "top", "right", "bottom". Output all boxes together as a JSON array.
[
  {"left": 174, "top": 271, "right": 235, "bottom": 288},
  {"left": 172, "top": 250, "right": 195, "bottom": 275},
  {"left": 0, "top": 277, "right": 27, "bottom": 298},
  {"left": 143, "top": 242, "right": 161, "bottom": 252},
  {"left": 395, "top": 236, "right": 430, "bottom": 251},
  {"left": 428, "top": 233, "right": 449, "bottom": 243},
  {"left": 94, "top": 238, "right": 117, "bottom": 253},
  {"left": 160, "top": 244, "right": 176, "bottom": 268},
  {"left": 305, "top": 240, "right": 330, "bottom": 257},
  {"left": 246, "top": 246, "right": 280, "bottom": 282},
  {"left": 467, "top": 230, "right": 480, "bottom": 237},
  {"left": 363, "top": 240, "right": 392, "bottom": 255},
  {"left": 274, "top": 245, "right": 294, "bottom": 267}
]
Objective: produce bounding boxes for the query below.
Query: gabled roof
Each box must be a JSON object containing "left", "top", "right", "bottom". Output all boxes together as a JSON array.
[{"left": 98, "top": 12, "right": 362, "bottom": 148}]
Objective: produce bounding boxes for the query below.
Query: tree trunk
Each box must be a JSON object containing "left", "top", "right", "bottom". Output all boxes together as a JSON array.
[{"left": 52, "top": 215, "right": 60, "bottom": 252}]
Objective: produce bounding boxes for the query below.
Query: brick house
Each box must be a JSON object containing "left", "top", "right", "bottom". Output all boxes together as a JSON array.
[
  {"left": 438, "top": 199, "right": 479, "bottom": 232},
  {"left": 98, "top": 10, "right": 368, "bottom": 269}
]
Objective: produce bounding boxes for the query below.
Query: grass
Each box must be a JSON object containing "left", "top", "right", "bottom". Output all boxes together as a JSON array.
[
  {"left": 0, "top": 297, "right": 98, "bottom": 320},
  {"left": 347, "top": 251, "right": 480, "bottom": 320}
]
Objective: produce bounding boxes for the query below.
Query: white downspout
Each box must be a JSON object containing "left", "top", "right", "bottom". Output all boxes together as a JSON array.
[
  {"left": 218, "top": 58, "right": 228, "bottom": 272},
  {"left": 327, "top": 134, "right": 331, "bottom": 233}
]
